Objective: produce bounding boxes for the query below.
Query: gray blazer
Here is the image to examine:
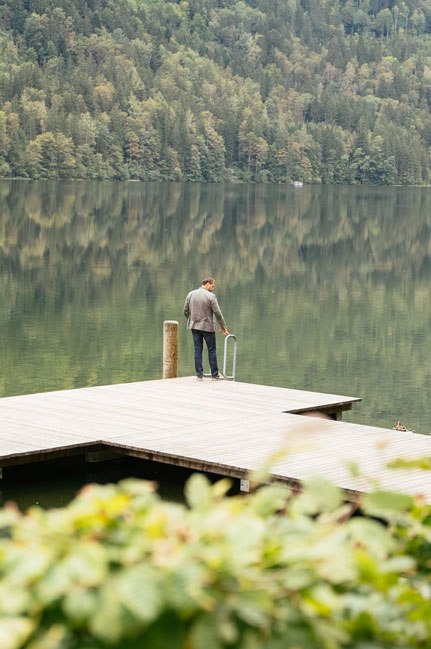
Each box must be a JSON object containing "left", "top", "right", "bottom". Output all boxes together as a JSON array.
[{"left": 184, "top": 287, "right": 227, "bottom": 332}]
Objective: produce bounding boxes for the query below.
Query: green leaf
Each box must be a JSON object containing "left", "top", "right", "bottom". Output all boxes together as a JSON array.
[
  {"left": 4, "top": 548, "right": 52, "bottom": 586},
  {"left": 163, "top": 564, "right": 209, "bottom": 611},
  {"left": 89, "top": 588, "right": 130, "bottom": 643},
  {"left": 251, "top": 483, "right": 291, "bottom": 516},
  {"left": 0, "top": 582, "right": 31, "bottom": 615},
  {"left": 0, "top": 618, "right": 35, "bottom": 649},
  {"left": 301, "top": 584, "right": 343, "bottom": 616},
  {"left": 347, "top": 518, "right": 394, "bottom": 556},
  {"left": 62, "top": 588, "right": 99, "bottom": 625},
  {"left": 115, "top": 565, "right": 162, "bottom": 623},
  {"left": 184, "top": 474, "right": 212, "bottom": 509},
  {"left": 233, "top": 592, "right": 271, "bottom": 628},
  {"left": 291, "top": 475, "right": 343, "bottom": 515},
  {"left": 210, "top": 479, "right": 232, "bottom": 501},
  {"left": 37, "top": 564, "right": 75, "bottom": 604},
  {"left": 361, "top": 491, "right": 414, "bottom": 517},
  {"left": 0, "top": 506, "right": 20, "bottom": 531},
  {"left": 387, "top": 457, "right": 431, "bottom": 471},
  {"left": 379, "top": 555, "right": 415, "bottom": 574},
  {"left": 189, "top": 615, "right": 223, "bottom": 649},
  {"left": 312, "top": 618, "right": 349, "bottom": 648},
  {"left": 345, "top": 460, "right": 361, "bottom": 478},
  {"left": 24, "top": 625, "right": 68, "bottom": 649},
  {"left": 61, "top": 542, "right": 108, "bottom": 587}
]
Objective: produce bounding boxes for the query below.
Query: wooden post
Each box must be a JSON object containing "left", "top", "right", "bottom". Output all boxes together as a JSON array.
[{"left": 163, "top": 320, "right": 179, "bottom": 378}]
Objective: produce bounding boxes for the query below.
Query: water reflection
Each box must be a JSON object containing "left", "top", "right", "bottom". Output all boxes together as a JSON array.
[{"left": 0, "top": 180, "right": 430, "bottom": 433}]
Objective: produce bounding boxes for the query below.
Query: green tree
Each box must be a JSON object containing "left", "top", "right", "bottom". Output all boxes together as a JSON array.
[
  {"left": 0, "top": 111, "right": 11, "bottom": 173},
  {"left": 23, "top": 12, "right": 50, "bottom": 63},
  {"left": 375, "top": 8, "right": 394, "bottom": 38},
  {"left": 25, "top": 131, "right": 75, "bottom": 178},
  {"left": 197, "top": 111, "right": 225, "bottom": 181},
  {"left": 2, "top": 0, "right": 431, "bottom": 183}
]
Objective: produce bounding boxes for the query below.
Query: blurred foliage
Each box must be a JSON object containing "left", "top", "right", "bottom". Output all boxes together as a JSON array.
[
  {"left": 0, "top": 472, "right": 430, "bottom": 648},
  {"left": 1, "top": 1, "right": 431, "bottom": 183}
]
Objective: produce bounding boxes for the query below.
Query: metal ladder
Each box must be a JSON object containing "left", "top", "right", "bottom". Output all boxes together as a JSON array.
[
  {"left": 204, "top": 334, "right": 237, "bottom": 380},
  {"left": 222, "top": 334, "right": 237, "bottom": 380}
]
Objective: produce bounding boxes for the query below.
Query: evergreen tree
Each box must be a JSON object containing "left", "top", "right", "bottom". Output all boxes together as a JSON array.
[{"left": 1, "top": 0, "right": 431, "bottom": 184}]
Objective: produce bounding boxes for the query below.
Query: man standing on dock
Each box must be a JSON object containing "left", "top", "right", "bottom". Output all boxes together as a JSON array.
[{"left": 184, "top": 277, "right": 229, "bottom": 380}]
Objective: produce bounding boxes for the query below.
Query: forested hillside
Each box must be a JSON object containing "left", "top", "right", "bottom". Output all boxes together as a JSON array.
[{"left": 1, "top": 0, "right": 431, "bottom": 184}]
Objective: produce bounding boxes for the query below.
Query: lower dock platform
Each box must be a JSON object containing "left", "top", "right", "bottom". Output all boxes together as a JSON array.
[{"left": 0, "top": 378, "right": 429, "bottom": 501}]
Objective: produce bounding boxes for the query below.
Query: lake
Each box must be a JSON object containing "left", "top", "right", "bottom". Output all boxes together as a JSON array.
[{"left": 0, "top": 180, "right": 430, "bottom": 505}]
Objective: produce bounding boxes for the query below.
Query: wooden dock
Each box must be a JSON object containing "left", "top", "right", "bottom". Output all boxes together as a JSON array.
[{"left": 0, "top": 377, "right": 430, "bottom": 501}]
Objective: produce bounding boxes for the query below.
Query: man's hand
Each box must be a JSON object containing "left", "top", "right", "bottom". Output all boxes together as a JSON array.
[{"left": 221, "top": 327, "right": 229, "bottom": 336}]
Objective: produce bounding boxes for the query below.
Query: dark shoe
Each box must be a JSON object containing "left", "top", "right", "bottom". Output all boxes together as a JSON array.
[
  {"left": 197, "top": 375, "right": 203, "bottom": 380},
  {"left": 211, "top": 374, "right": 224, "bottom": 380}
]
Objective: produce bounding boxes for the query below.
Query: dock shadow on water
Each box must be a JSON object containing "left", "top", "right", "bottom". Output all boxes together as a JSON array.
[{"left": 0, "top": 456, "right": 239, "bottom": 511}]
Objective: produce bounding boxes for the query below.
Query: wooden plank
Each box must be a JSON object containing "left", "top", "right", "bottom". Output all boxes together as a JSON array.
[{"left": 0, "top": 377, "right": 429, "bottom": 501}]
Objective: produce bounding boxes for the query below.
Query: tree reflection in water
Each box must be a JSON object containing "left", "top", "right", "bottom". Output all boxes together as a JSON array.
[{"left": 0, "top": 180, "right": 430, "bottom": 433}]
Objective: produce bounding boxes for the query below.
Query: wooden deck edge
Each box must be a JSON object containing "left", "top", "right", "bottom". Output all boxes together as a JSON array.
[
  {"left": 103, "top": 442, "right": 363, "bottom": 503},
  {"left": 0, "top": 437, "right": 378, "bottom": 504},
  {"left": 104, "top": 442, "right": 249, "bottom": 479},
  {"left": 0, "top": 441, "right": 105, "bottom": 468},
  {"left": 287, "top": 397, "right": 361, "bottom": 417},
  {"left": 289, "top": 397, "right": 362, "bottom": 411}
]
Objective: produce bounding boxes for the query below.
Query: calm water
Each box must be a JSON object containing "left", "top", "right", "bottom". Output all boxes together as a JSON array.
[{"left": 1, "top": 180, "right": 430, "bottom": 505}]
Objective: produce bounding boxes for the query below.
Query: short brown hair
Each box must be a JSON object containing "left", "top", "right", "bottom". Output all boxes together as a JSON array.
[{"left": 202, "top": 277, "right": 214, "bottom": 285}]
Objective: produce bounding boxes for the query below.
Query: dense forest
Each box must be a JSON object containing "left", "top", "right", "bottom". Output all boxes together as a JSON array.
[{"left": 1, "top": 0, "right": 431, "bottom": 183}]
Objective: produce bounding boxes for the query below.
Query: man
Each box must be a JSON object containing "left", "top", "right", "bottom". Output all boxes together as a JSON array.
[{"left": 184, "top": 277, "right": 229, "bottom": 380}]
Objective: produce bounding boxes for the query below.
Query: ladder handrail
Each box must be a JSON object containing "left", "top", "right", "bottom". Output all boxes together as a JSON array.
[{"left": 222, "top": 334, "right": 237, "bottom": 380}]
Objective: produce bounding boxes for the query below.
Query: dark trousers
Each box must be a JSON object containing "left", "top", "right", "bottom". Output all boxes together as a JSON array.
[{"left": 191, "top": 329, "right": 218, "bottom": 377}]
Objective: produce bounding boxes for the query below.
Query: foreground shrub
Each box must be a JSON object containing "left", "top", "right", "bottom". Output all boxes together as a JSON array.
[{"left": 0, "top": 473, "right": 430, "bottom": 649}]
